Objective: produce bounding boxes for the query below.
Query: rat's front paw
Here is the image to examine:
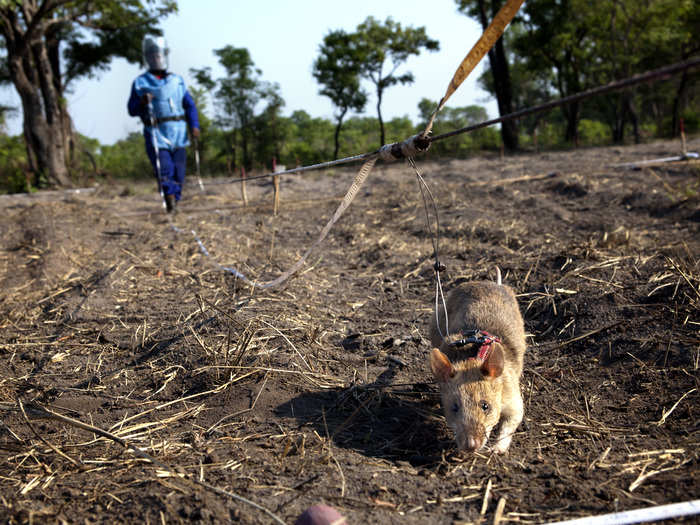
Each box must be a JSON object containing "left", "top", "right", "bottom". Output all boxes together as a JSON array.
[{"left": 492, "top": 435, "right": 512, "bottom": 454}]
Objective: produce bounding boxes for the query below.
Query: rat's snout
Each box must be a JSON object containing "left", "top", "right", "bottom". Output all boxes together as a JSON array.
[
  {"left": 455, "top": 422, "right": 486, "bottom": 452},
  {"left": 466, "top": 435, "right": 484, "bottom": 451}
]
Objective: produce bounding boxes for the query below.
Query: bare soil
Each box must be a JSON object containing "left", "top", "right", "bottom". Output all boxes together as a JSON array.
[{"left": 0, "top": 138, "right": 698, "bottom": 524}]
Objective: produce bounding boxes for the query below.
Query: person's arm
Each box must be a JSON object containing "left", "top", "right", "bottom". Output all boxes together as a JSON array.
[
  {"left": 183, "top": 90, "right": 200, "bottom": 137},
  {"left": 127, "top": 82, "right": 143, "bottom": 117}
]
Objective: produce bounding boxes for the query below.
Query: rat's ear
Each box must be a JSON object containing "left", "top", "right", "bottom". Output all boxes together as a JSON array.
[
  {"left": 431, "top": 348, "right": 455, "bottom": 383},
  {"left": 481, "top": 343, "right": 504, "bottom": 379}
]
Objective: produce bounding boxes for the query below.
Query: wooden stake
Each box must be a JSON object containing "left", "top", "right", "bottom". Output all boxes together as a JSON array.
[
  {"left": 273, "top": 174, "right": 280, "bottom": 216},
  {"left": 533, "top": 124, "right": 539, "bottom": 153},
  {"left": 680, "top": 117, "right": 687, "bottom": 155},
  {"left": 240, "top": 166, "right": 248, "bottom": 206}
]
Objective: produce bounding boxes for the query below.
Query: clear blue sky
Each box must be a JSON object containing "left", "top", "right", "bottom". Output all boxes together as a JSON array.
[{"left": 2, "top": 0, "right": 498, "bottom": 145}]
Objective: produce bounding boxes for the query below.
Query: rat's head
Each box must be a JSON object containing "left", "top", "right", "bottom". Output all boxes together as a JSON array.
[{"left": 431, "top": 346, "right": 504, "bottom": 452}]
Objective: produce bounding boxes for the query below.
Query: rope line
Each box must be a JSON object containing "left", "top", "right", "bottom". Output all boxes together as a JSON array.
[
  {"left": 174, "top": 157, "right": 377, "bottom": 288},
  {"left": 193, "top": 57, "right": 700, "bottom": 190},
  {"left": 430, "top": 57, "right": 700, "bottom": 144},
  {"left": 191, "top": 150, "right": 378, "bottom": 187},
  {"left": 170, "top": 57, "right": 700, "bottom": 290},
  {"left": 422, "top": 0, "right": 525, "bottom": 137}
]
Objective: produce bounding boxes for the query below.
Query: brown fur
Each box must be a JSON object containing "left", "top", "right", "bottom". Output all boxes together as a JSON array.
[{"left": 429, "top": 280, "right": 526, "bottom": 453}]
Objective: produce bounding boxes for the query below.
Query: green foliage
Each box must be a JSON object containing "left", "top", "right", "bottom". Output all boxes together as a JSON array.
[
  {"left": 70, "top": 133, "right": 103, "bottom": 181},
  {"left": 61, "top": 1, "right": 177, "bottom": 84},
  {"left": 457, "top": 0, "right": 522, "bottom": 150},
  {"left": 191, "top": 46, "right": 283, "bottom": 170},
  {"left": 187, "top": 85, "right": 215, "bottom": 174},
  {"left": 505, "top": 0, "right": 700, "bottom": 143},
  {"left": 384, "top": 117, "right": 415, "bottom": 145},
  {"left": 313, "top": 29, "right": 368, "bottom": 159},
  {"left": 280, "top": 110, "right": 334, "bottom": 166},
  {"left": 91, "top": 102, "right": 510, "bottom": 184},
  {"left": 352, "top": 16, "right": 439, "bottom": 146},
  {"left": 476, "top": 21, "right": 554, "bottom": 136},
  {"left": 578, "top": 119, "right": 610, "bottom": 147},
  {"left": 681, "top": 109, "right": 699, "bottom": 134},
  {"left": 0, "top": 133, "right": 28, "bottom": 193},
  {"left": 0, "top": 0, "right": 178, "bottom": 187},
  {"left": 250, "top": 86, "right": 287, "bottom": 168},
  {"left": 99, "top": 132, "right": 152, "bottom": 179},
  {"left": 418, "top": 98, "right": 499, "bottom": 156}
]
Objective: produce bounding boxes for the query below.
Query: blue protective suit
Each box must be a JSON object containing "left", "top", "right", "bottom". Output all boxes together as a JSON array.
[{"left": 128, "top": 71, "right": 199, "bottom": 201}]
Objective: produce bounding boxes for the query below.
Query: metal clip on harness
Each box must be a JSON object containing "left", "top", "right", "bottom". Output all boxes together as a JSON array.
[{"left": 449, "top": 330, "right": 501, "bottom": 349}]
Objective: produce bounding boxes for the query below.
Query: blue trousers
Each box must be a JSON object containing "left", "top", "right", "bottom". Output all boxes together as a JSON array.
[{"left": 145, "top": 140, "right": 186, "bottom": 201}]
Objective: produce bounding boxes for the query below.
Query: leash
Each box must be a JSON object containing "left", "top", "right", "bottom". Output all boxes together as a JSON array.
[
  {"left": 407, "top": 157, "right": 450, "bottom": 341},
  {"left": 422, "top": 0, "right": 525, "bottom": 138}
]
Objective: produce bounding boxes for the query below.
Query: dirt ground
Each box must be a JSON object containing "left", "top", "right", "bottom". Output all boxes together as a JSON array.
[{"left": 0, "top": 137, "right": 698, "bottom": 524}]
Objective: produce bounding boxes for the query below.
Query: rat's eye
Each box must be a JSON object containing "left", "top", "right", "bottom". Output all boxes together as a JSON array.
[
  {"left": 451, "top": 402, "right": 460, "bottom": 414},
  {"left": 480, "top": 400, "right": 490, "bottom": 412}
]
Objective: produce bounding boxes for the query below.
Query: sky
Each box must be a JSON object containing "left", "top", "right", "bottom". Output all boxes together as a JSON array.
[{"left": 1, "top": 0, "right": 498, "bottom": 145}]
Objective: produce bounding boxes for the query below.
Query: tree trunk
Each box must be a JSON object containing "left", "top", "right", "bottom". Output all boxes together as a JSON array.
[
  {"left": 671, "top": 70, "right": 688, "bottom": 137},
  {"left": 479, "top": 0, "right": 518, "bottom": 151},
  {"left": 241, "top": 123, "right": 251, "bottom": 171},
  {"left": 562, "top": 101, "right": 580, "bottom": 145},
  {"left": 47, "top": 24, "right": 76, "bottom": 170},
  {"left": 624, "top": 95, "right": 640, "bottom": 144},
  {"left": 376, "top": 88, "right": 385, "bottom": 146},
  {"left": 333, "top": 107, "right": 347, "bottom": 160},
  {"left": 4, "top": 18, "right": 72, "bottom": 187},
  {"left": 611, "top": 96, "right": 624, "bottom": 144}
]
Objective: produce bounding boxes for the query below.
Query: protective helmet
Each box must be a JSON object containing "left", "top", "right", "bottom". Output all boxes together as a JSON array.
[{"left": 142, "top": 35, "right": 169, "bottom": 71}]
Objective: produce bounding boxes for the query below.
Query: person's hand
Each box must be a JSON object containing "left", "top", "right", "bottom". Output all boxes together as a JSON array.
[
  {"left": 140, "top": 92, "right": 153, "bottom": 105},
  {"left": 192, "top": 127, "right": 200, "bottom": 139}
]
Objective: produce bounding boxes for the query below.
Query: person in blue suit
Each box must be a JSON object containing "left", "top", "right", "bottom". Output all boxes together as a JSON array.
[{"left": 128, "top": 35, "right": 200, "bottom": 213}]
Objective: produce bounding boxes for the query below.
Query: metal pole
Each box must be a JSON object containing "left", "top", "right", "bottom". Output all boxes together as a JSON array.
[
  {"left": 193, "top": 136, "right": 204, "bottom": 192},
  {"left": 146, "top": 97, "right": 166, "bottom": 209}
]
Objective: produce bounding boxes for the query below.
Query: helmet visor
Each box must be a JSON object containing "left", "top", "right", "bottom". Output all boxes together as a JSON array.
[{"left": 142, "top": 36, "right": 169, "bottom": 71}]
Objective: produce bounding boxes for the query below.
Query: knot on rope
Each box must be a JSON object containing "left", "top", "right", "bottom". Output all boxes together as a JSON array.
[{"left": 378, "top": 134, "right": 431, "bottom": 162}]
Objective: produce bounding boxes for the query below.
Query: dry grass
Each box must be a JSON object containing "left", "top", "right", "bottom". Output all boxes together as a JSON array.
[{"left": 0, "top": 138, "right": 698, "bottom": 524}]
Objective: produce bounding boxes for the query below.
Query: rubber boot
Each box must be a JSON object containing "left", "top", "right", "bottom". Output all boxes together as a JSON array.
[{"left": 165, "top": 194, "right": 176, "bottom": 213}]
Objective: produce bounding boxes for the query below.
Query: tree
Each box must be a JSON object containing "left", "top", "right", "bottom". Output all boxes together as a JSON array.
[
  {"left": 0, "top": 0, "right": 176, "bottom": 187},
  {"left": 191, "top": 46, "right": 280, "bottom": 171},
  {"left": 418, "top": 98, "right": 498, "bottom": 156},
  {"left": 250, "top": 85, "right": 286, "bottom": 168},
  {"left": 476, "top": 22, "right": 554, "bottom": 144},
  {"left": 283, "top": 110, "right": 334, "bottom": 165},
  {"left": 313, "top": 29, "right": 367, "bottom": 160},
  {"left": 457, "top": 0, "right": 520, "bottom": 151},
  {"left": 513, "top": 0, "right": 700, "bottom": 144},
  {"left": 354, "top": 16, "right": 439, "bottom": 146},
  {"left": 588, "top": 0, "right": 700, "bottom": 140},
  {"left": 512, "top": 0, "right": 598, "bottom": 144}
]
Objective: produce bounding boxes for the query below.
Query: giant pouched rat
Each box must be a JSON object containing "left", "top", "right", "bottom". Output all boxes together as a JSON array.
[{"left": 429, "top": 271, "right": 526, "bottom": 453}]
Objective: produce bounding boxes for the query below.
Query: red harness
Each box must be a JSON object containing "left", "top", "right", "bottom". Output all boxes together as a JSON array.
[{"left": 448, "top": 330, "right": 501, "bottom": 361}]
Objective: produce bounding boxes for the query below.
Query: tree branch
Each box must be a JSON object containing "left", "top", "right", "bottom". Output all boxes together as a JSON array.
[{"left": 0, "top": 11, "right": 14, "bottom": 45}]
